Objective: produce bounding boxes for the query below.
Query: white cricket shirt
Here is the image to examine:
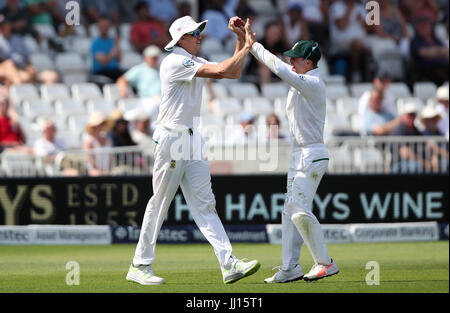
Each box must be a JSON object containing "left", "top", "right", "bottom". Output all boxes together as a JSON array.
[
  {"left": 156, "top": 46, "right": 212, "bottom": 129},
  {"left": 250, "top": 42, "right": 327, "bottom": 146}
]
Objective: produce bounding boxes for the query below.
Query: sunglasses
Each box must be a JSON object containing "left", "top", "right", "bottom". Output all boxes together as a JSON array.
[{"left": 186, "top": 29, "right": 201, "bottom": 38}]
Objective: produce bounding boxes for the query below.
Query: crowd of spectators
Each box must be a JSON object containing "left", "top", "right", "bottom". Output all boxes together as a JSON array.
[{"left": 0, "top": 0, "right": 448, "bottom": 176}]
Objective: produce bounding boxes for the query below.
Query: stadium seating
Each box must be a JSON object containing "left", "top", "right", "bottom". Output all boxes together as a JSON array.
[
  {"left": 120, "top": 51, "right": 143, "bottom": 70},
  {"left": 386, "top": 82, "right": 411, "bottom": 99},
  {"left": 62, "top": 73, "right": 89, "bottom": 86},
  {"left": 56, "top": 52, "right": 87, "bottom": 73},
  {"left": 22, "top": 99, "right": 54, "bottom": 120},
  {"left": 413, "top": 82, "right": 437, "bottom": 101},
  {"left": 350, "top": 83, "right": 373, "bottom": 98},
  {"left": 117, "top": 98, "right": 145, "bottom": 112},
  {"left": 86, "top": 98, "right": 116, "bottom": 115},
  {"left": 261, "top": 82, "right": 289, "bottom": 101},
  {"left": 229, "top": 82, "right": 259, "bottom": 100},
  {"left": 71, "top": 37, "right": 92, "bottom": 56},
  {"left": 67, "top": 114, "right": 90, "bottom": 133},
  {"left": 208, "top": 53, "right": 233, "bottom": 64},
  {"left": 200, "top": 37, "right": 224, "bottom": 56},
  {"left": 54, "top": 99, "right": 86, "bottom": 118},
  {"left": 9, "top": 84, "right": 40, "bottom": 106},
  {"left": 40, "top": 84, "right": 71, "bottom": 104},
  {"left": 29, "top": 53, "right": 55, "bottom": 72},
  {"left": 273, "top": 97, "right": 287, "bottom": 118},
  {"left": 336, "top": 97, "right": 360, "bottom": 120},
  {"left": 214, "top": 97, "right": 242, "bottom": 118},
  {"left": 71, "top": 83, "right": 103, "bottom": 103},
  {"left": 243, "top": 97, "right": 273, "bottom": 116},
  {"left": 326, "top": 84, "right": 350, "bottom": 102},
  {"left": 353, "top": 147, "right": 385, "bottom": 172},
  {"left": 0, "top": 152, "right": 39, "bottom": 177}
]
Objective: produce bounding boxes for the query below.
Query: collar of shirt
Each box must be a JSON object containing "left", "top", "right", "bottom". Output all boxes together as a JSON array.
[
  {"left": 173, "top": 46, "right": 197, "bottom": 60},
  {"left": 305, "top": 68, "right": 320, "bottom": 77}
]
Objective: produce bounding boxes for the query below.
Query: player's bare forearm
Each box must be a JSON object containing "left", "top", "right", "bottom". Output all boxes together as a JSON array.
[{"left": 218, "top": 44, "right": 251, "bottom": 78}]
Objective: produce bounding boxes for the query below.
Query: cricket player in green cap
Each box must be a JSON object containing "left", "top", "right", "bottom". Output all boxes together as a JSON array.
[{"left": 243, "top": 21, "right": 340, "bottom": 283}]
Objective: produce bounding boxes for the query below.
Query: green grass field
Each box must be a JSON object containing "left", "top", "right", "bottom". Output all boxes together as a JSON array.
[{"left": 0, "top": 241, "right": 448, "bottom": 293}]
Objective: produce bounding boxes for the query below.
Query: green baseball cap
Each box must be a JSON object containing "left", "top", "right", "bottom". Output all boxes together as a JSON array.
[{"left": 283, "top": 41, "right": 321, "bottom": 63}]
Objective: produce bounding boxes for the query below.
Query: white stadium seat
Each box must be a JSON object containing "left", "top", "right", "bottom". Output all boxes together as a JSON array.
[
  {"left": 71, "top": 37, "right": 92, "bottom": 56},
  {"left": 120, "top": 52, "right": 143, "bottom": 70},
  {"left": 261, "top": 82, "right": 289, "bottom": 101},
  {"left": 200, "top": 37, "right": 223, "bottom": 57},
  {"left": 326, "top": 84, "right": 349, "bottom": 102},
  {"left": 327, "top": 146, "right": 354, "bottom": 173},
  {"left": 22, "top": 99, "right": 54, "bottom": 119},
  {"left": 72, "top": 83, "right": 103, "bottom": 103},
  {"left": 324, "top": 114, "right": 352, "bottom": 135},
  {"left": 86, "top": 99, "right": 116, "bottom": 115},
  {"left": 354, "top": 147, "right": 385, "bottom": 172},
  {"left": 9, "top": 84, "right": 39, "bottom": 106},
  {"left": 273, "top": 97, "right": 287, "bottom": 117},
  {"left": 54, "top": 99, "right": 86, "bottom": 117},
  {"left": 208, "top": 53, "right": 233, "bottom": 63},
  {"left": 56, "top": 52, "right": 87, "bottom": 73},
  {"left": 386, "top": 82, "right": 411, "bottom": 99},
  {"left": 413, "top": 82, "right": 437, "bottom": 101},
  {"left": 243, "top": 97, "right": 273, "bottom": 116},
  {"left": 117, "top": 98, "right": 145, "bottom": 112},
  {"left": 211, "top": 83, "right": 229, "bottom": 98},
  {"left": 214, "top": 97, "right": 242, "bottom": 117},
  {"left": 103, "top": 84, "right": 134, "bottom": 104},
  {"left": 229, "top": 82, "right": 259, "bottom": 100},
  {"left": 67, "top": 114, "right": 90, "bottom": 133},
  {"left": 350, "top": 82, "right": 373, "bottom": 98},
  {"left": 62, "top": 73, "right": 89, "bottom": 86},
  {"left": 29, "top": 52, "right": 55, "bottom": 71},
  {"left": 120, "top": 37, "right": 133, "bottom": 52},
  {"left": 34, "top": 24, "right": 57, "bottom": 38},
  {"left": 57, "top": 130, "right": 82, "bottom": 149},
  {"left": 24, "top": 36, "right": 40, "bottom": 54},
  {"left": 1, "top": 153, "right": 38, "bottom": 177},
  {"left": 120, "top": 23, "right": 131, "bottom": 39},
  {"left": 40, "top": 84, "right": 71, "bottom": 104},
  {"left": 335, "top": 97, "right": 360, "bottom": 119}
]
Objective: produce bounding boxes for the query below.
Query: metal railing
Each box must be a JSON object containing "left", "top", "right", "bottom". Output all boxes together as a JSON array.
[{"left": 0, "top": 136, "right": 448, "bottom": 177}]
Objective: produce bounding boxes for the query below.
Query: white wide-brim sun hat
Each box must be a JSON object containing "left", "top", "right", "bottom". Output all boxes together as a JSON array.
[
  {"left": 164, "top": 16, "right": 208, "bottom": 52},
  {"left": 421, "top": 104, "right": 441, "bottom": 119}
]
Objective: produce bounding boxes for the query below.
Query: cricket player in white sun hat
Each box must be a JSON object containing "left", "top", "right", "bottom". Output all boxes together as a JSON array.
[
  {"left": 126, "top": 16, "right": 260, "bottom": 285},
  {"left": 242, "top": 21, "right": 339, "bottom": 283}
]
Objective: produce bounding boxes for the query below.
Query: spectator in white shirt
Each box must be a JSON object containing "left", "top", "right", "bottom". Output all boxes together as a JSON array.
[
  {"left": 329, "top": 0, "right": 368, "bottom": 82},
  {"left": 33, "top": 119, "right": 67, "bottom": 159},
  {"left": 226, "top": 111, "right": 258, "bottom": 145},
  {"left": 130, "top": 112, "right": 154, "bottom": 147},
  {"left": 435, "top": 84, "right": 449, "bottom": 139},
  {"left": 281, "top": 1, "right": 309, "bottom": 47},
  {"left": 358, "top": 70, "right": 397, "bottom": 121}
]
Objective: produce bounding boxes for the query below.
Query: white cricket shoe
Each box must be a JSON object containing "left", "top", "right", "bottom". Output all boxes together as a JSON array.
[
  {"left": 303, "top": 259, "right": 339, "bottom": 282},
  {"left": 126, "top": 264, "right": 165, "bottom": 285},
  {"left": 222, "top": 258, "right": 261, "bottom": 284},
  {"left": 264, "top": 264, "right": 304, "bottom": 283}
]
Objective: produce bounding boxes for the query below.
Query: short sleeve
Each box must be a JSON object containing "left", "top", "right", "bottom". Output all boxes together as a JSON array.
[
  {"left": 124, "top": 65, "right": 141, "bottom": 85},
  {"left": 170, "top": 56, "right": 204, "bottom": 83}
]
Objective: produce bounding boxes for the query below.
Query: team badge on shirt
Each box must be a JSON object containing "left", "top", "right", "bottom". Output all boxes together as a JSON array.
[
  {"left": 182, "top": 58, "right": 195, "bottom": 68},
  {"left": 170, "top": 160, "right": 176, "bottom": 169}
]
